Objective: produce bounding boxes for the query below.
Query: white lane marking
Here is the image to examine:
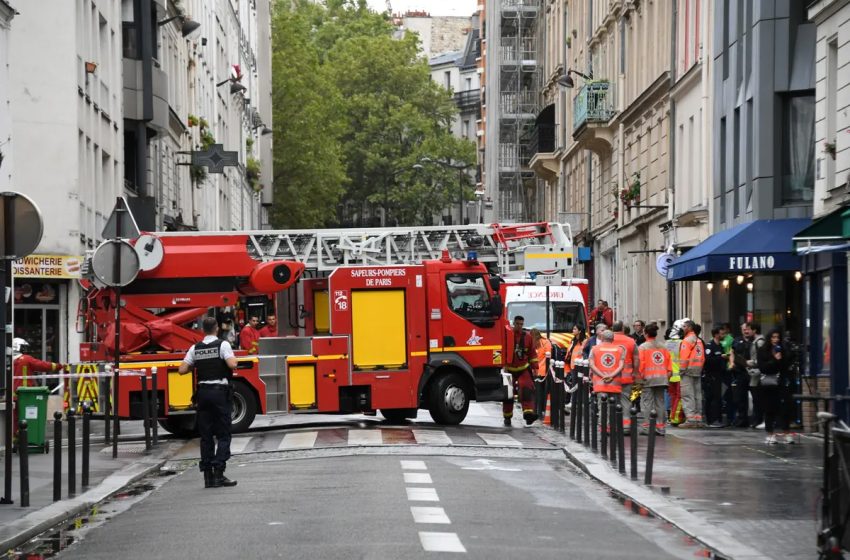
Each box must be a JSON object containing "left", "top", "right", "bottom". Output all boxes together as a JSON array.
[
  {"left": 404, "top": 472, "right": 433, "bottom": 484},
  {"left": 476, "top": 433, "right": 522, "bottom": 447},
  {"left": 401, "top": 460, "right": 427, "bottom": 470},
  {"left": 278, "top": 431, "right": 318, "bottom": 450},
  {"left": 229, "top": 437, "right": 252, "bottom": 454},
  {"left": 412, "top": 429, "right": 452, "bottom": 446},
  {"left": 406, "top": 487, "right": 439, "bottom": 502},
  {"left": 410, "top": 507, "right": 451, "bottom": 524},
  {"left": 347, "top": 430, "right": 383, "bottom": 446},
  {"left": 419, "top": 532, "right": 466, "bottom": 553}
]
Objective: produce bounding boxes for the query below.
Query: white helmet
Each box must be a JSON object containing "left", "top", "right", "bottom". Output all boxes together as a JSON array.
[
  {"left": 670, "top": 318, "right": 691, "bottom": 339},
  {"left": 12, "top": 338, "right": 29, "bottom": 353}
]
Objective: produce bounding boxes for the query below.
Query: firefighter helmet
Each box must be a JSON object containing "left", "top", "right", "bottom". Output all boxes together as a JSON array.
[
  {"left": 12, "top": 338, "right": 29, "bottom": 353},
  {"left": 669, "top": 318, "right": 691, "bottom": 339}
]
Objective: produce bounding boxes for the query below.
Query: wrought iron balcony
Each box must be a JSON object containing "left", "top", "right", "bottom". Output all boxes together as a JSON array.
[
  {"left": 454, "top": 89, "right": 481, "bottom": 111},
  {"left": 573, "top": 81, "right": 615, "bottom": 132}
]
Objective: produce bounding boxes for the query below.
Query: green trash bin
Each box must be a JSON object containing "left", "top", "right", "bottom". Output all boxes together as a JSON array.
[{"left": 16, "top": 386, "right": 50, "bottom": 453}]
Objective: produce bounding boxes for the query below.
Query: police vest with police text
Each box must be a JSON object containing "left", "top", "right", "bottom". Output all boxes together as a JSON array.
[{"left": 193, "top": 339, "right": 232, "bottom": 382}]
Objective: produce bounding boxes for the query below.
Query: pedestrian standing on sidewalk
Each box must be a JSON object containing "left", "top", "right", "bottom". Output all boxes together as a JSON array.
[
  {"left": 589, "top": 330, "right": 625, "bottom": 405},
  {"left": 531, "top": 328, "right": 552, "bottom": 419},
  {"left": 612, "top": 321, "right": 640, "bottom": 434},
  {"left": 565, "top": 325, "right": 587, "bottom": 385},
  {"left": 503, "top": 316, "right": 538, "bottom": 427},
  {"left": 583, "top": 323, "right": 608, "bottom": 359},
  {"left": 746, "top": 322, "right": 766, "bottom": 428},
  {"left": 757, "top": 328, "right": 791, "bottom": 444},
  {"left": 704, "top": 327, "right": 727, "bottom": 428},
  {"left": 719, "top": 323, "right": 736, "bottom": 425},
  {"left": 730, "top": 323, "right": 753, "bottom": 427},
  {"left": 637, "top": 323, "right": 670, "bottom": 436},
  {"left": 678, "top": 320, "right": 705, "bottom": 428},
  {"left": 666, "top": 321, "right": 685, "bottom": 426},
  {"left": 631, "top": 320, "right": 646, "bottom": 346},
  {"left": 179, "top": 317, "right": 239, "bottom": 488}
]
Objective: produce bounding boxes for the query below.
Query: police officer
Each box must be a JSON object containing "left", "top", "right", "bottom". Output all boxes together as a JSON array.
[{"left": 179, "top": 316, "right": 238, "bottom": 488}]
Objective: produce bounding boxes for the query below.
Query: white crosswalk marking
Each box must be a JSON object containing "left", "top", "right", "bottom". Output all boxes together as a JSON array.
[
  {"left": 229, "top": 437, "right": 252, "bottom": 454},
  {"left": 278, "top": 431, "right": 318, "bottom": 450},
  {"left": 410, "top": 507, "right": 451, "bottom": 524},
  {"left": 404, "top": 472, "right": 432, "bottom": 484},
  {"left": 406, "top": 487, "right": 439, "bottom": 502},
  {"left": 401, "top": 460, "right": 427, "bottom": 470},
  {"left": 412, "top": 429, "right": 452, "bottom": 446},
  {"left": 466, "top": 403, "right": 491, "bottom": 416},
  {"left": 348, "top": 430, "right": 383, "bottom": 446},
  {"left": 419, "top": 532, "right": 466, "bottom": 553},
  {"left": 476, "top": 433, "right": 522, "bottom": 447}
]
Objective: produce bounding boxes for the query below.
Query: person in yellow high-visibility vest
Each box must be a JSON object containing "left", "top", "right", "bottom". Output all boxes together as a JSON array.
[{"left": 666, "top": 319, "right": 687, "bottom": 426}]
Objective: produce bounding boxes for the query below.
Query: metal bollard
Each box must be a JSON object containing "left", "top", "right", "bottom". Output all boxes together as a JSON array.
[
  {"left": 583, "top": 379, "right": 591, "bottom": 446},
  {"left": 645, "top": 410, "right": 657, "bottom": 485},
  {"left": 151, "top": 367, "right": 159, "bottom": 447},
  {"left": 559, "top": 378, "right": 566, "bottom": 434},
  {"left": 609, "top": 396, "right": 617, "bottom": 466},
  {"left": 140, "top": 371, "right": 151, "bottom": 452},
  {"left": 104, "top": 365, "right": 111, "bottom": 446},
  {"left": 591, "top": 392, "right": 598, "bottom": 452},
  {"left": 53, "top": 411, "right": 62, "bottom": 502},
  {"left": 630, "top": 406, "right": 638, "bottom": 480},
  {"left": 600, "top": 395, "right": 608, "bottom": 459},
  {"left": 82, "top": 402, "right": 91, "bottom": 489},
  {"left": 67, "top": 409, "right": 76, "bottom": 497},
  {"left": 18, "top": 420, "right": 29, "bottom": 507},
  {"left": 549, "top": 377, "right": 558, "bottom": 431},
  {"left": 569, "top": 377, "right": 578, "bottom": 440},
  {"left": 573, "top": 376, "right": 584, "bottom": 443},
  {"left": 616, "top": 403, "right": 626, "bottom": 474}
]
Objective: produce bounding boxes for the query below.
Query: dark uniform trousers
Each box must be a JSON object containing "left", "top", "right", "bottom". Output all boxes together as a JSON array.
[{"left": 197, "top": 384, "right": 232, "bottom": 471}]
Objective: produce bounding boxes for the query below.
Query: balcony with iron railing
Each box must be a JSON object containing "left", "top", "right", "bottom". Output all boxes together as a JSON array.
[
  {"left": 454, "top": 89, "right": 481, "bottom": 111},
  {"left": 572, "top": 81, "right": 616, "bottom": 153},
  {"left": 529, "top": 104, "right": 558, "bottom": 181}
]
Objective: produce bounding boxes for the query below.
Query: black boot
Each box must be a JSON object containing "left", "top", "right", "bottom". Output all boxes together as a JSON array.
[
  {"left": 203, "top": 469, "right": 214, "bottom": 489},
  {"left": 212, "top": 467, "right": 237, "bottom": 488}
]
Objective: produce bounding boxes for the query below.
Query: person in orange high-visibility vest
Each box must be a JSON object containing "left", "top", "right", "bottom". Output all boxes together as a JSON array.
[
  {"left": 637, "top": 324, "right": 671, "bottom": 436},
  {"left": 589, "top": 330, "right": 625, "bottom": 399},
  {"left": 678, "top": 320, "right": 706, "bottom": 428},
  {"left": 503, "top": 316, "right": 538, "bottom": 427},
  {"left": 611, "top": 322, "right": 639, "bottom": 434},
  {"left": 239, "top": 315, "right": 261, "bottom": 354},
  {"left": 531, "top": 328, "right": 552, "bottom": 419}
]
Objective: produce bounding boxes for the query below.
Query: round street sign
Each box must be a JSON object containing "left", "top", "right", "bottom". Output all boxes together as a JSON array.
[
  {"left": 656, "top": 253, "right": 675, "bottom": 278},
  {"left": 91, "top": 239, "right": 141, "bottom": 287},
  {"left": 0, "top": 191, "right": 43, "bottom": 259}
]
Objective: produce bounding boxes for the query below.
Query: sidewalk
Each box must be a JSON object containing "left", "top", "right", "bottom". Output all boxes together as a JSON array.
[
  {"left": 538, "top": 422, "right": 822, "bottom": 560},
  {"left": 0, "top": 419, "right": 179, "bottom": 553}
]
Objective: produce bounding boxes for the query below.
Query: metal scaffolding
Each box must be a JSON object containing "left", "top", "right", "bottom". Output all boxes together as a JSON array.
[{"left": 496, "top": 0, "right": 540, "bottom": 222}]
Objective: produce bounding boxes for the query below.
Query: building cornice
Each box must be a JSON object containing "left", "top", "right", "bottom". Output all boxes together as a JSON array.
[
  {"left": 614, "top": 71, "right": 671, "bottom": 125},
  {"left": 0, "top": 0, "right": 15, "bottom": 23},
  {"left": 808, "top": 0, "right": 850, "bottom": 25},
  {"left": 670, "top": 62, "right": 701, "bottom": 100}
]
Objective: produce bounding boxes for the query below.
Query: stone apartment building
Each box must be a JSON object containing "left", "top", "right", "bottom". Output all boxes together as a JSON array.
[{"left": 5, "top": 0, "right": 272, "bottom": 364}]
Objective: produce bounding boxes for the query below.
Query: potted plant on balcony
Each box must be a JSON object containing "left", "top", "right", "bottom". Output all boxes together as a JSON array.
[
  {"left": 618, "top": 172, "right": 641, "bottom": 209},
  {"left": 246, "top": 156, "right": 261, "bottom": 192},
  {"left": 824, "top": 140, "right": 837, "bottom": 160},
  {"left": 187, "top": 114, "right": 198, "bottom": 127}
]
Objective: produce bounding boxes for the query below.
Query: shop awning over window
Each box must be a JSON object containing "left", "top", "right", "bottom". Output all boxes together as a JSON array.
[
  {"left": 666, "top": 218, "right": 811, "bottom": 281},
  {"left": 794, "top": 205, "right": 848, "bottom": 255}
]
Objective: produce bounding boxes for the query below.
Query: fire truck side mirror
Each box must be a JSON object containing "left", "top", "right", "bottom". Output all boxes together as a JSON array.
[
  {"left": 490, "top": 294, "right": 503, "bottom": 319},
  {"left": 488, "top": 275, "right": 503, "bottom": 293}
]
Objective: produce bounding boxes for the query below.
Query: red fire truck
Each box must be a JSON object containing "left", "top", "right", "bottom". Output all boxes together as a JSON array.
[{"left": 76, "top": 222, "right": 573, "bottom": 435}]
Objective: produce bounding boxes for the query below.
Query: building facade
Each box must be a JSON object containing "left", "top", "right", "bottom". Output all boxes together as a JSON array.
[
  {"left": 7, "top": 0, "right": 273, "bottom": 364},
  {"left": 0, "top": 1, "right": 13, "bottom": 193}
]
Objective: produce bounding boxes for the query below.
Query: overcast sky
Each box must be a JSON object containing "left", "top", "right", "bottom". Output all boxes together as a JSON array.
[{"left": 366, "top": 0, "right": 478, "bottom": 16}]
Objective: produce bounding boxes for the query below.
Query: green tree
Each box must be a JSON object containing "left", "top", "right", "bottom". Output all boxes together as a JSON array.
[{"left": 270, "top": 1, "right": 346, "bottom": 228}]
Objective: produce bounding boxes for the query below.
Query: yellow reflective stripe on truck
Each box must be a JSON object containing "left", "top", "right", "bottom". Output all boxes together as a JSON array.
[{"left": 411, "top": 345, "right": 502, "bottom": 358}]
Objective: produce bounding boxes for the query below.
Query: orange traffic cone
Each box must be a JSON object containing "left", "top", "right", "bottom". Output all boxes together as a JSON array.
[{"left": 543, "top": 395, "right": 552, "bottom": 426}]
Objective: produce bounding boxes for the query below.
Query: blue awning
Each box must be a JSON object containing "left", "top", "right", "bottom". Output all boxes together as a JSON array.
[{"left": 666, "top": 218, "right": 812, "bottom": 281}]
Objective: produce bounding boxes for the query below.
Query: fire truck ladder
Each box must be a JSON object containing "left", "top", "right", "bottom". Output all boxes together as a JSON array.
[{"left": 155, "top": 222, "right": 573, "bottom": 276}]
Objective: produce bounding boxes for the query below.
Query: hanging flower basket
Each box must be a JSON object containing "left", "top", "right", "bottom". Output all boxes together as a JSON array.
[{"left": 824, "top": 141, "right": 837, "bottom": 160}]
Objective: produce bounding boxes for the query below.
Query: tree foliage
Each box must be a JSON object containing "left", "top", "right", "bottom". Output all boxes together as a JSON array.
[{"left": 270, "top": 0, "right": 477, "bottom": 228}]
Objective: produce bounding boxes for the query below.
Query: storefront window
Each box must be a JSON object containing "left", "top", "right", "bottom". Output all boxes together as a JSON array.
[
  {"left": 13, "top": 281, "right": 61, "bottom": 362},
  {"left": 822, "top": 275, "right": 832, "bottom": 372}
]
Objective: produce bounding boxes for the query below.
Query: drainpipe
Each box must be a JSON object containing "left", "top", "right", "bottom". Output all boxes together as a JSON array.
[{"left": 667, "top": 0, "right": 678, "bottom": 329}]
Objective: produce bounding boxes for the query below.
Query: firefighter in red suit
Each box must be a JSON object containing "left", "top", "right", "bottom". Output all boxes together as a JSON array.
[
  {"left": 239, "top": 315, "right": 261, "bottom": 354},
  {"left": 503, "top": 315, "right": 539, "bottom": 427},
  {"left": 12, "top": 338, "right": 65, "bottom": 437},
  {"left": 258, "top": 314, "right": 278, "bottom": 338}
]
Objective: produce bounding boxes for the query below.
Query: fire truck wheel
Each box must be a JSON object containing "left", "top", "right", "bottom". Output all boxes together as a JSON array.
[
  {"left": 230, "top": 381, "right": 258, "bottom": 433},
  {"left": 427, "top": 372, "right": 470, "bottom": 425}
]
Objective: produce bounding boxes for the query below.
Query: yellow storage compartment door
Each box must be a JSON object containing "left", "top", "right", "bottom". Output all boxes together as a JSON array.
[
  {"left": 314, "top": 290, "right": 330, "bottom": 333},
  {"left": 289, "top": 363, "right": 317, "bottom": 409},
  {"left": 167, "top": 369, "right": 194, "bottom": 410},
  {"left": 352, "top": 289, "right": 407, "bottom": 370}
]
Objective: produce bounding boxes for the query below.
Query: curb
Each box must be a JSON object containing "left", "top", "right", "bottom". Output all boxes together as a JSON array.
[
  {"left": 0, "top": 443, "right": 180, "bottom": 554},
  {"left": 535, "top": 428, "right": 771, "bottom": 560}
]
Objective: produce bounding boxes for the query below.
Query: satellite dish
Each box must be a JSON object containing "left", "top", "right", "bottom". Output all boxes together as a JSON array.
[
  {"left": 135, "top": 234, "right": 164, "bottom": 271},
  {"left": 91, "top": 239, "right": 140, "bottom": 287}
]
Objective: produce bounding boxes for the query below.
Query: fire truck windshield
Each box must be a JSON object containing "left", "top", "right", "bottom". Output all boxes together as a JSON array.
[{"left": 506, "top": 301, "right": 586, "bottom": 333}]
